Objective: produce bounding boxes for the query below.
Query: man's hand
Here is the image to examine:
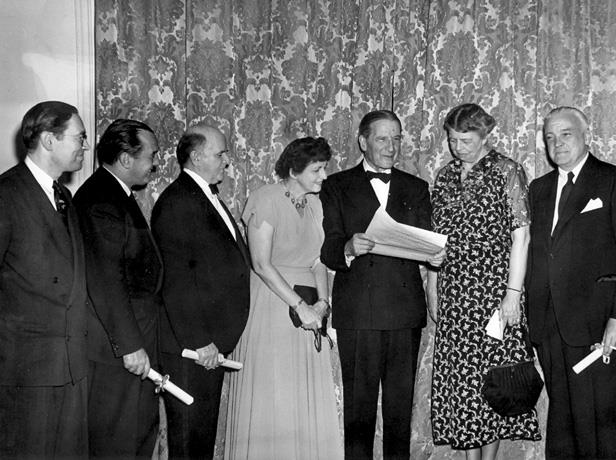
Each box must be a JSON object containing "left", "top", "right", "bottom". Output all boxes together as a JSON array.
[
  {"left": 344, "top": 233, "right": 375, "bottom": 257},
  {"left": 601, "top": 318, "right": 616, "bottom": 357},
  {"left": 196, "top": 343, "right": 220, "bottom": 370},
  {"left": 427, "top": 248, "right": 447, "bottom": 268},
  {"left": 122, "top": 348, "right": 151, "bottom": 380}
]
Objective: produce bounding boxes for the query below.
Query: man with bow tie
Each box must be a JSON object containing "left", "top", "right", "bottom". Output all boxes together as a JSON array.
[
  {"left": 321, "top": 110, "right": 441, "bottom": 459},
  {"left": 527, "top": 106, "right": 616, "bottom": 459},
  {"left": 74, "top": 119, "right": 163, "bottom": 458},
  {"left": 151, "top": 125, "right": 250, "bottom": 459}
]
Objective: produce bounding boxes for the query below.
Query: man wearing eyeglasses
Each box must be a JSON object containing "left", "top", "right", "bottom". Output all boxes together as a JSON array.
[
  {"left": 0, "top": 101, "right": 89, "bottom": 458},
  {"left": 74, "top": 119, "right": 163, "bottom": 459}
]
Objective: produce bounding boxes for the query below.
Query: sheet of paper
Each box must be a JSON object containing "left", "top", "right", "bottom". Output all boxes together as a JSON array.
[
  {"left": 364, "top": 206, "right": 447, "bottom": 261},
  {"left": 485, "top": 309, "right": 506, "bottom": 340}
]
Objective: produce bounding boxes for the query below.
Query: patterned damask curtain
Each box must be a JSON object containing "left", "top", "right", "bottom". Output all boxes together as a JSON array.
[{"left": 96, "top": 1, "right": 616, "bottom": 459}]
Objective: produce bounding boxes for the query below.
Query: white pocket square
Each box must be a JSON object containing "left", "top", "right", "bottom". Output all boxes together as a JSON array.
[{"left": 581, "top": 198, "right": 603, "bottom": 213}]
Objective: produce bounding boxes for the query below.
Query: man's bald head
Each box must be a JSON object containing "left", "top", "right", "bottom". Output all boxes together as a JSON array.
[{"left": 176, "top": 124, "right": 229, "bottom": 184}]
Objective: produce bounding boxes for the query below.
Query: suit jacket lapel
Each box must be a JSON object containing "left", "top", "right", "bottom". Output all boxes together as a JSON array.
[
  {"left": 552, "top": 155, "right": 598, "bottom": 243},
  {"left": 125, "top": 193, "right": 165, "bottom": 291},
  {"left": 65, "top": 197, "right": 86, "bottom": 306},
  {"left": 17, "top": 164, "right": 73, "bottom": 252},
  {"left": 543, "top": 174, "right": 558, "bottom": 248},
  {"left": 386, "top": 169, "right": 407, "bottom": 221},
  {"left": 348, "top": 163, "right": 381, "bottom": 219},
  {"left": 99, "top": 168, "right": 164, "bottom": 292},
  {"left": 180, "top": 172, "right": 250, "bottom": 265},
  {"left": 17, "top": 164, "right": 77, "bottom": 301},
  {"left": 218, "top": 199, "right": 251, "bottom": 267}
]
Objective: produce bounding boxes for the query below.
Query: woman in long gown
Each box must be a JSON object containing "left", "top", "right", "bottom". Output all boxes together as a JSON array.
[
  {"left": 427, "top": 103, "right": 540, "bottom": 459},
  {"left": 224, "top": 137, "right": 343, "bottom": 460}
]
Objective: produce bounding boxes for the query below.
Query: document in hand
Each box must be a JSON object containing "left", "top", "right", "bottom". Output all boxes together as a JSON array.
[{"left": 364, "top": 207, "right": 447, "bottom": 262}]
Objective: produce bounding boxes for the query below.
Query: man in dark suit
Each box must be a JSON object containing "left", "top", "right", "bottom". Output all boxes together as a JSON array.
[
  {"left": 73, "top": 119, "right": 163, "bottom": 458},
  {"left": 151, "top": 125, "right": 250, "bottom": 459},
  {"left": 0, "top": 101, "right": 89, "bottom": 457},
  {"left": 527, "top": 106, "right": 616, "bottom": 459},
  {"left": 321, "top": 110, "right": 442, "bottom": 460}
]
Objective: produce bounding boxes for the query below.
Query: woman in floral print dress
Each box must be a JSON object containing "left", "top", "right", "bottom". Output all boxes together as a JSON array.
[{"left": 427, "top": 103, "right": 540, "bottom": 459}]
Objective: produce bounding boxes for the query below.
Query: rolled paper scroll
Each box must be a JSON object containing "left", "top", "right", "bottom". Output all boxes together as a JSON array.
[
  {"left": 181, "top": 348, "right": 243, "bottom": 370},
  {"left": 147, "top": 368, "right": 194, "bottom": 405},
  {"left": 573, "top": 347, "right": 606, "bottom": 374}
]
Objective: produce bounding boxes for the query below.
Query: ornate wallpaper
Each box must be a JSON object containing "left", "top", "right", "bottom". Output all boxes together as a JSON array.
[{"left": 96, "top": 1, "right": 616, "bottom": 459}]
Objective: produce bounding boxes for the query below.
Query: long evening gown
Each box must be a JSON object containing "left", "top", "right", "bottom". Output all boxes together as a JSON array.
[{"left": 224, "top": 183, "right": 343, "bottom": 460}]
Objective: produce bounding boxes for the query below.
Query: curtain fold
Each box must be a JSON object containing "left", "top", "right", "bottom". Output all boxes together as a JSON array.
[{"left": 96, "top": 1, "right": 616, "bottom": 458}]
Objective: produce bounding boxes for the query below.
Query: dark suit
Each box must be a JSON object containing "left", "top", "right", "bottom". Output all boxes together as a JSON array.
[
  {"left": 151, "top": 170, "right": 250, "bottom": 459},
  {"left": 321, "top": 163, "right": 431, "bottom": 460},
  {"left": 527, "top": 153, "right": 616, "bottom": 459},
  {"left": 74, "top": 167, "right": 163, "bottom": 458},
  {"left": 0, "top": 162, "right": 88, "bottom": 457}
]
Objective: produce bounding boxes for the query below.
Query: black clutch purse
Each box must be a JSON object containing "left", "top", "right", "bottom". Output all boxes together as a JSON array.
[
  {"left": 289, "top": 285, "right": 333, "bottom": 352},
  {"left": 481, "top": 326, "right": 543, "bottom": 417},
  {"left": 482, "top": 360, "right": 543, "bottom": 417}
]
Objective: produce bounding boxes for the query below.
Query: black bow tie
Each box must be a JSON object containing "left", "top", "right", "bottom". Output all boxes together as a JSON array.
[
  {"left": 366, "top": 171, "right": 391, "bottom": 183},
  {"left": 209, "top": 183, "right": 219, "bottom": 195}
]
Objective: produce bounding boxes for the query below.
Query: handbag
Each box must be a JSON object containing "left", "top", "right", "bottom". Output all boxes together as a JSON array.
[
  {"left": 289, "top": 285, "right": 333, "bottom": 352},
  {"left": 481, "top": 326, "right": 544, "bottom": 417}
]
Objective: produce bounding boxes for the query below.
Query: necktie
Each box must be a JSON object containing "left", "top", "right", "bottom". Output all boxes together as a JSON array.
[
  {"left": 52, "top": 181, "right": 68, "bottom": 226},
  {"left": 557, "top": 171, "right": 575, "bottom": 221},
  {"left": 209, "top": 183, "right": 219, "bottom": 195},
  {"left": 366, "top": 171, "right": 391, "bottom": 183}
]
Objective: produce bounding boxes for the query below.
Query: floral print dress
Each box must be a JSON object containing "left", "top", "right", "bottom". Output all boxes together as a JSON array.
[{"left": 431, "top": 150, "right": 541, "bottom": 449}]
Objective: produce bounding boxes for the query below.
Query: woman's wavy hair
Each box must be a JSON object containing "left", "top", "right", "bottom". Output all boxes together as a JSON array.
[{"left": 275, "top": 137, "right": 332, "bottom": 179}]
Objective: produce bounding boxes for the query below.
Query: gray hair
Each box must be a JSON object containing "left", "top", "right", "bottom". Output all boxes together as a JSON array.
[{"left": 544, "top": 106, "right": 589, "bottom": 132}]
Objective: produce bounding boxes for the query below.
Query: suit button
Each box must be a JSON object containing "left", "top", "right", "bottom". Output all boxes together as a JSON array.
[
  {"left": 369, "top": 261, "right": 374, "bottom": 267},
  {"left": 53, "top": 277, "right": 59, "bottom": 284},
  {"left": 66, "top": 335, "right": 71, "bottom": 342}
]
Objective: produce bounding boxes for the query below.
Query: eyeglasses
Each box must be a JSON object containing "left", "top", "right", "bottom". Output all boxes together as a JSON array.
[{"left": 59, "top": 133, "right": 88, "bottom": 146}]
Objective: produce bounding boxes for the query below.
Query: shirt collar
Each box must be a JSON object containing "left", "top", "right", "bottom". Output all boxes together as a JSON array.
[
  {"left": 103, "top": 166, "right": 132, "bottom": 196},
  {"left": 363, "top": 159, "right": 391, "bottom": 174},
  {"left": 558, "top": 152, "right": 589, "bottom": 182},
  {"left": 25, "top": 155, "right": 54, "bottom": 194},
  {"left": 183, "top": 168, "right": 216, "bottom": 197}
]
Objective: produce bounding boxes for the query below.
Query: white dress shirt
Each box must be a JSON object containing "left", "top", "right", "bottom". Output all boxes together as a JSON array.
[
  {"left": 344, "top": 160, "right": 392, "bottom": 266},
  {"left": 184, "top": 168, "right": 236, "bottom": 240},
  {"left": 551, "top": 152, "right": 589, "bottom": 233},
  {"left": 25, "top": 156, "right": 57, "bottom": 209},
  {"left": 364, "top": 160, "right": 391, "bottom": 207}
]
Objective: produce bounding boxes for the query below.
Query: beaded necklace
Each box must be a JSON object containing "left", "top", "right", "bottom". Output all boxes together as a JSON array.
[{"left": 284, "top": 190, "right": 307, "bottom": 209}]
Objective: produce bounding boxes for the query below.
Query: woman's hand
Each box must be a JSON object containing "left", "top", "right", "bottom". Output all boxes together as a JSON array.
[
  {"left": 427, "top": 248, "right": 447, "bottom": 268},
  {"left": 427, "top": 287, "right": 439, "bottom": 323},
  {"left": 296, "top": 303, "right": 320, "bottom": 330},
  {"left": 426, "top": 269, "right": 439, "bottom": 323},
  {"left": 500, "top": 290, "right": 521, "bottom": 326},
  {"left": 311, "top": 299, "right": 330, "bottom": 319}
]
